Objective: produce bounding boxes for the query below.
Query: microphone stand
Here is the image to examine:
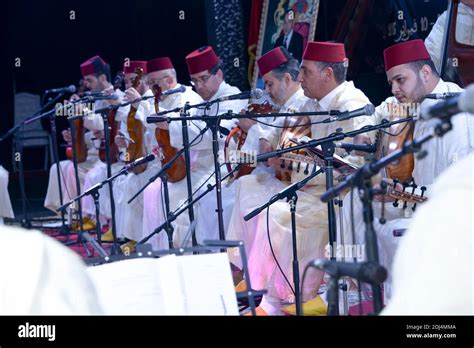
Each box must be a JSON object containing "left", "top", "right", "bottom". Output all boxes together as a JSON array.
[
  {"left": 66, "top": 115, "right": 87, "bottom": 249},
  {"left": 244, "top": 166, "right": 325, "bottom": 316},
  {"left": 57, "top": 158, "right": 146, "bottom": 256},
  {"left": 179, "top": 103, "right": 196, "bottom": 246},
  {"left": 320, "top": 118, "right": 455, "bottom": 314},
  {"left": 127, "top": 122, "right": 211, "bottom": 249},
  {"left": 96, "top": 105, "right": 120, "bottom": 255},
  {"left": 137, "top": 164, "right": 243, "bottom": 246},
  {"left": 69, "top": 98, "right": 130, "bottom": 255},
  {"left": 146, "top": 106, "right": 341, "bottom": 245}
]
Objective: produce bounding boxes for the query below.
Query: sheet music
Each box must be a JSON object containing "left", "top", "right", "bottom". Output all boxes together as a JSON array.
[
  {"left": 86, "top": 255, "right": 186, "bottom": 315},
  {"left": 176, "top": 253, "right": 239, "bottom": 315},
  {"left": 86, "top": 253, "right": 238, "bottom": 315}
]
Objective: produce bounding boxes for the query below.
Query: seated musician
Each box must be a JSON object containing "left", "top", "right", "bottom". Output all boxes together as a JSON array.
[
  {"left": 227, "top": 42, "right": 374, "bottom": 315},
  {"left": 147, "top": 46, "right": 247, "bottom": 250},
  {"left": 44, "top": 56, "right": 111, "bottom": 224},
  {"left": 196, "top": 46, "right": 307, "bottom": 244},
  {"left": 341, "top": 39, "right": 473, "bottom": 302},
  {"left": 78, "top": 57, "right": 126, "bottom": 231},
  {"left": 141, "top": 56, "right": 202, "bottom": 251}
]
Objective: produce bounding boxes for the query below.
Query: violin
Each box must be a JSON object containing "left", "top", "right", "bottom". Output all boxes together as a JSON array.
[
  {"left": 152, "top": 84, "right": 186, "bottom": 182},
  {"left": 224, "top": 101, "right": 274, "bottom": 181},
  {"left": 98, "top": 71, "right": 124, "bottom": 163},
  {"left": 125, "top": 67, "right": 148, "bottom": 174},
  {"left": 65, "top": 79, "right": 88, "bottom": 163}
]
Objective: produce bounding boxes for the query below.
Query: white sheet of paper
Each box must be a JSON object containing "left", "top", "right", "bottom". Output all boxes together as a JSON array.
[
  {"left": 86, "top": 255, "right": 185, "bottom": 315},
  {"left": 176, "top": 253, "right": 239, "bottom": 315}
]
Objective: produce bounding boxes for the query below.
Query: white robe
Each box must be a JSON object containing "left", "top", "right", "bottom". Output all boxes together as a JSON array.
[
  {"left": 143, "top": 81, "right": 247, "bottom": 250},
  {"left": 227, "top": 81, "right": 373, "bottom": 308},
  {"left": 43, "top": 132, "right": 100, "bottom": 213},
  {"left": 382, "top": 152, "right": 473, "bottom": 315},
  {"left": 112, "top": 88, "right": 162, "bottom": 241},
  {"left": 80, "top": 89, "right": 155, "bottom": 225},
  {"left": 424, "top": 2, "right": 474, "bottom": 73},
  {"left": 341, "top": 79, "right": 474, "bottom": 301},
  {"left": 0, "top": 166, "right": 14, "bottom": 222},
  {"left": 0, "top": 225, "right": 102, "bottom": 314},
  {"left": 198, "top": 88, "right": 309, "bottom": 252}
]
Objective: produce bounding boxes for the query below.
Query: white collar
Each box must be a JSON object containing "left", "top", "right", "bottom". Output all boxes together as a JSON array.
[
  {"left": 317, "top": 82, "right": 347, "bottom": 111},
  {"left": 282, "top": 88, "right": 304, "bottom": 109}
]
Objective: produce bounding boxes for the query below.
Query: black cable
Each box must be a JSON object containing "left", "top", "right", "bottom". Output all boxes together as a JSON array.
[{"left": 266, "top": 204, "right": 295, "bottom": 297}]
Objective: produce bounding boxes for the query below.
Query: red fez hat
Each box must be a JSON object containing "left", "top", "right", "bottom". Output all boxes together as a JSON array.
[
  {"left": 302, "top": 42, "right": 346, "bottom": 63},
  {"left": 257, "top": 47, "right": 289, "bottom": 76},
  {"left": 383, "top": 39, "right": 431, "bottom": 71},
  {"left": 147, "top": 57, "right": 174, "bottom": 73},
  {"left": 185, "top": 46, "right": 220, "bottom": 75},
  {"left": 80, "top": 55, "right": 108, "bottom": 77},
  {"left": 123, "top": 61, "right": 147, "bottom": 74}
]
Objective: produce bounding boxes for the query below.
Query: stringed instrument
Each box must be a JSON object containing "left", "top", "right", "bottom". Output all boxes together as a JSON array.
[
  {"left": 224, "top": 101, "right": 274, "bottom": 181},
  {"left": 152, "top": 84, "right": 186, "bottom": 182},
  {"left": 282, "top": 148, "right": 427, "bottom": 204},
  {"left": 125, "top": 67, "right": 148, "bottom": 174},
  {"left": 276, "top": 113, "right": 312, "bottom": 182},
  {"left": 374, "top": 104, "right": 415, "bottom": 183},
  {"left": 65, "top": 79, "right": 88, "bottom": 163},
  {"left": 98, "top": 71, "right": 124, "bottom": 163}
]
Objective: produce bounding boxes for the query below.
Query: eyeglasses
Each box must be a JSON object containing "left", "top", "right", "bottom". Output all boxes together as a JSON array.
[
  {"left": 147, "top": 76, "right": 170, "bottom": 86},
  {"left": 190, "top": 74, "right": 213, "bottom": 86}
]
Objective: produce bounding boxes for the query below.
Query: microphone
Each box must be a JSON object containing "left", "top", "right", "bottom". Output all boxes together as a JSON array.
[
  {"left": 46, "top": 85, "right": 76, "bottom": 94},
  {"left": 336, "top": 104, "right": 375, "bottom": 122},
  {"left": 425, "top": 92, "right": 460, "bottom": 100},
  {"left": 311, "top": 259, "right": 387, "bottom": 285},
  {"left": 123, "top": 154, "right": 155, "bottom": 171},
  {"left": 217, "top": 89, "right": 264, "bottom": 102},
  {"left": 162, "top": 85, "right": 186, "bottom": 96},
  {"left": 335, "top": 142, "right": 377, "bottom": 153},
  {"left": 421, "top": 84, "right": 474, "bottom": 121}
]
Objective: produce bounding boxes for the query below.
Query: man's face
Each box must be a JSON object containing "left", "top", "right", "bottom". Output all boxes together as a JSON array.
[
  {"left": 147, "top": 70, "right": 172, "bottom": 92},
  {"left": 283, "top": 13, "right": 294, "bottom": 34},
  {"left": 83, "top": 74, "right": 105, "bottom": 91},
  {"left": 262, "top": 71, "right": 288, "bottom": 106},
  {"left": 190, "top": 70, "right": 222, "bottom": 101},
  {"left": 386, "top": 64, "right": 426, "bottom": 103},
  {"left": 124, "top": 72, "right": 147, "bottom": 94},
  {"left": 298, "top": 60, "right": 325, "bottom": 100}
]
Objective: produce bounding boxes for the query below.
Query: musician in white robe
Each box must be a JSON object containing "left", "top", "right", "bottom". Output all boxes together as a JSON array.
[
  {"left": 148, "top": 47, "right": 247, "bottom": 250},
  {"left": 141, "top": 57, "right": 203, "bottom": 250},
  {"left": 96, "top": 60, "right": 162, "bottom": 246},
  {"left": 228, "top": 42, "right": 373, "bottom": 315},
  {"left": 341, "top": 40, "right": 474, "bottom": 302},
  {"left": 0, "top": 165, "right": 14, "bottom": 224},
  {"left": 196, "top": 47, "right": 305, "bottom": 246},
  {"left": 424, "top": 0, "right": 474, "bottom": 73},
  {"left": 44, "top": 56, "right": 112, "bottom": 215}
]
